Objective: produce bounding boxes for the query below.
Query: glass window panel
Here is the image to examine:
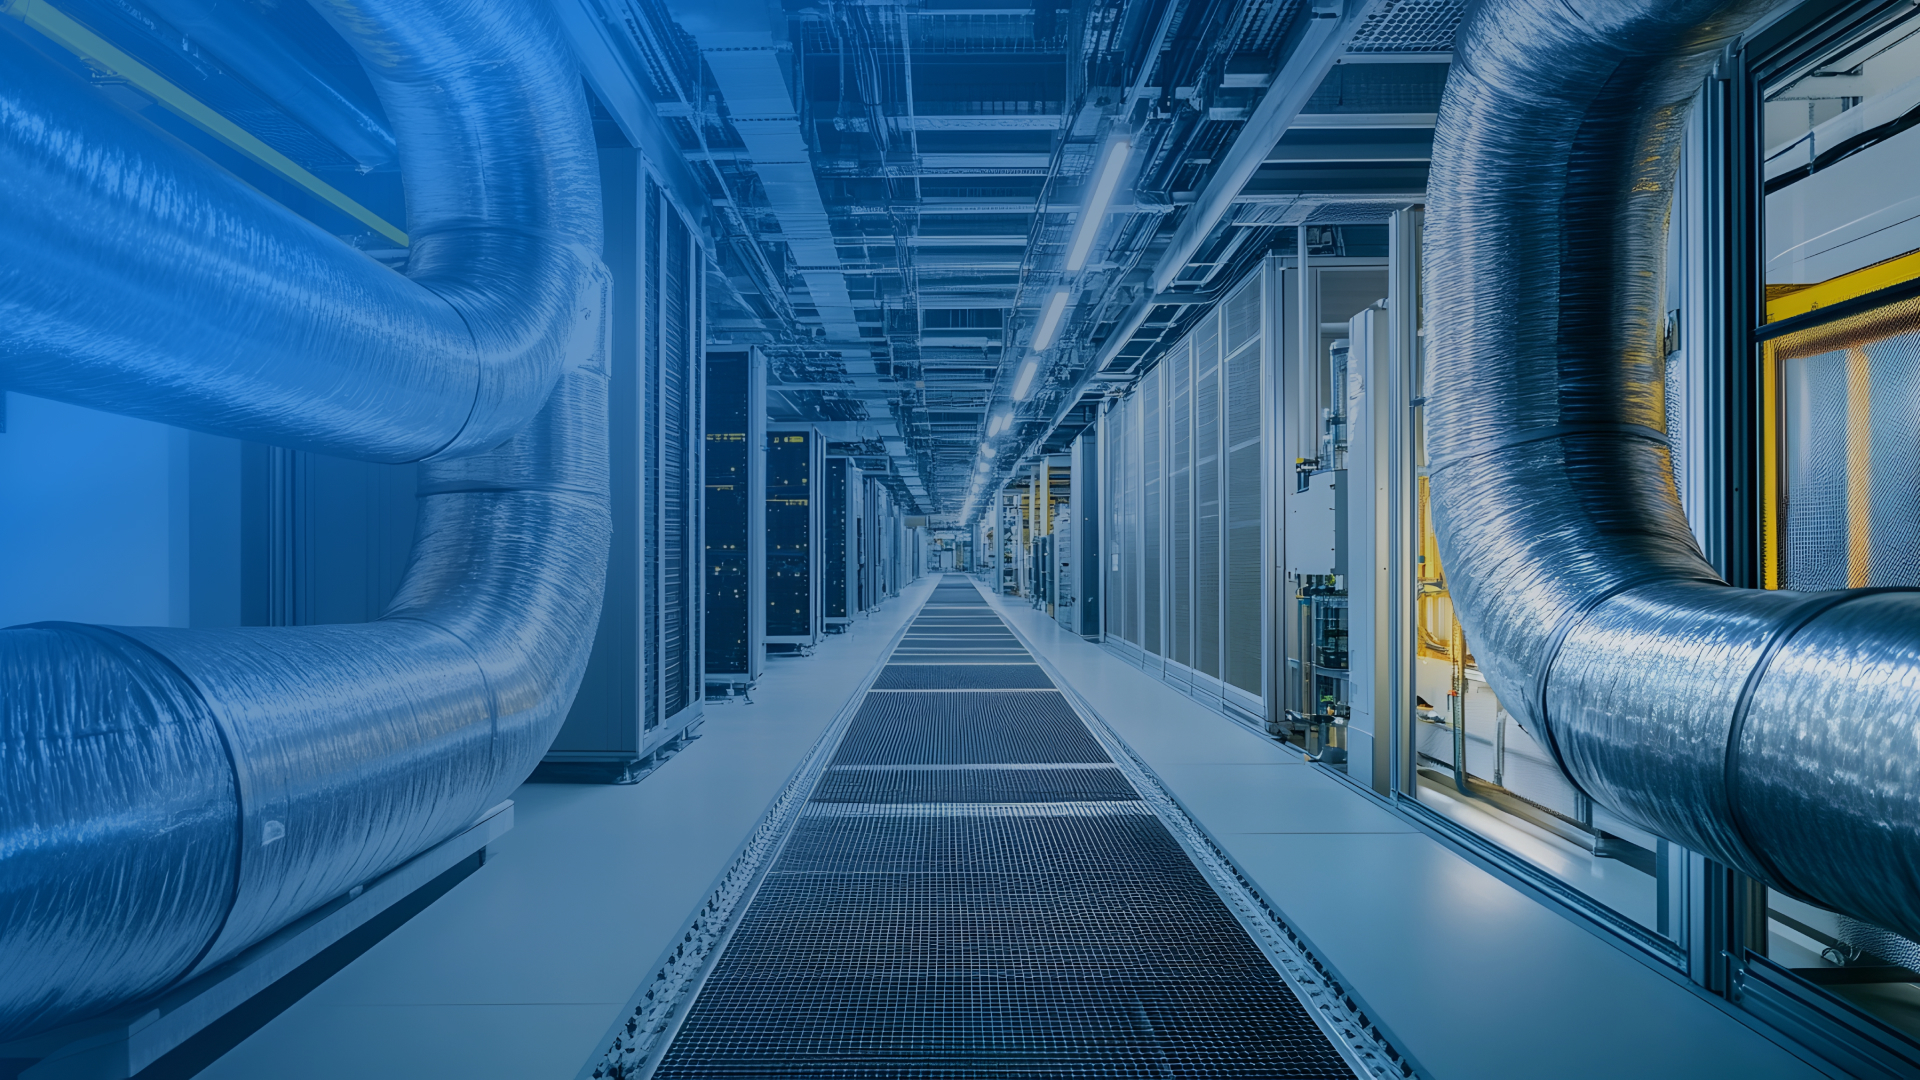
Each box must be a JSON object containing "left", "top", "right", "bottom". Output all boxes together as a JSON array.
[{"left": 1764, "top": 6, "right": 1920, "bottom": 301}]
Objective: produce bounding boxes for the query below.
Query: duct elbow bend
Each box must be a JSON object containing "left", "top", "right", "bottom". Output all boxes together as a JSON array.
[
  {"left": 0, "top": 0, "right": 610, "bottom": 1043},
  {"left": 1425, "top": 0, "right": 1920, "bottom": 945}
]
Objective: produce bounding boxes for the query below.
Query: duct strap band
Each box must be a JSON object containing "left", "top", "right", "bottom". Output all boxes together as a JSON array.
[
  {"left": 28, "top": 622, "right": 247, "bottom": 984},
  {"left": 1722, "top": 586, "right": 1920, "bottom": 898},
  {"left": 1527, "top": 579, "right": 1669, "bottom": 803}
]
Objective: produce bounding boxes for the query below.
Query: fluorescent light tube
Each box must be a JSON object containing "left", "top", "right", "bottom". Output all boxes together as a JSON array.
[
  {"left": 1011, "top": 358, "right": 1039, "bottom": 401},
  {"left": 979, "top": 444, "right": 997, "bottom": 459},
  {"left": 1065, "top": 139, "right": 1131, "bottom": 272},
  {"left": 1030, "top": 289, "right": 1069, "bottom": 352}
]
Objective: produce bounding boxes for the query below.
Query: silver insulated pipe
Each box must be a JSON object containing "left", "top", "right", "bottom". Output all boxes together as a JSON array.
[
  {"left": 0, "top": 0, "right": 608, "bottom": 1040},
  {"left": 1425, "top": 0, "right": 1920, "bottom": 943}
]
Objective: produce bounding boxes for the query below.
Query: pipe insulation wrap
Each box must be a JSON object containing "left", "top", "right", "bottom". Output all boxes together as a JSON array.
[
  {"left": 0, "top": 0, "right": 602, "bottom": 462},
  {"left": 0, "top": 0, "right": 609, "bottom": 1041},
  {"left": 1426, "top": 0, "right": 1920, "bottom": 942}
]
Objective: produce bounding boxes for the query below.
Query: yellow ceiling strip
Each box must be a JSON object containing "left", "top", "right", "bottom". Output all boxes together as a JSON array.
[{"left": 4, "top": 0, "right": 408, "bottom": 246}]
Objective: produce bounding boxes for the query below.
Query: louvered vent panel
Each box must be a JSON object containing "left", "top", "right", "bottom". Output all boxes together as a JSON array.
[
  {"left": 1226, "top": 276, "right": 1262, "bottom": 356},
  {"left": 1104, "top": 408, "right": 1125, "bottom": 642},
  {"left": 643, "top": 181, "right": 663, "bottom": 731},
  {"left": 664, "top": 210, "right": 692, "bottom": 719},
  {"left": 1194, "top": 313, "right": 1221, "bottom": 680},
  {"left": 1121, "top": 394, "right": 1140, "bottom": 645},
  {"left": 689, "top": 248, "right": 703, "bottom": 692},
  {"left": 1169, "top": 340, "right": 1192, "bottom": 667},
  {"left": 1224, "top": 277, "right": 1264, "bottom": 697},
  {"left": 1140, "top": 365, "right": 1162, "bottom": 656}
]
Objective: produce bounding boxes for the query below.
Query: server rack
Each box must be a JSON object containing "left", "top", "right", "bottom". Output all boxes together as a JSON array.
[
  {"left": 885, "top": 501, "right": 901, "bottom": 598},
  {"left": 1061, "top": 430, "right": 1101, "bottom": 637},
  {"left": 703, "top": 348, "right": 765, "bottom": 690},
  {"left": 859, "top": 476, "right": 879, "bottom": 611},
  {"left": 889, "top": 505, "right": 904, "bottom": 596},
  {"left": 766, "top": 425, "right": 823, "bottom": 647},
  {"left": 546, "top": 158, "right": 705, "bottom": 781},
  {"left": 822, "top": 456, "right": 861, "bottom": 630},
  {"left": 861, "top": 476, "right": 898, "bottom": 608}
]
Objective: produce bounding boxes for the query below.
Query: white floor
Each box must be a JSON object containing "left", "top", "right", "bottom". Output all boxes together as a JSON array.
[
  {"left": 197, "top": 577, "right": 934, "bottom": 1080},
  {"left": 199, "top": 571, "right": 1837, "bottom": 1079}
]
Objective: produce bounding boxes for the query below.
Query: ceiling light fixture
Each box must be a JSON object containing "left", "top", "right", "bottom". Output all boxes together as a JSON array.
[
  {"left": 979, "top": 444, "right": 997, "bottom": 459},
  {"left": 1011, "top": 358, "right": 1039, "bottom": 402},
  {"left": 987, "top": 409, "right": 1011, "bottom": 437},
  {"left": 1030, "top": 289, "right": 1069, "bottom": 353},
  {"left": 1065, "top": 139, "right": 1132, "bottom": 273}
]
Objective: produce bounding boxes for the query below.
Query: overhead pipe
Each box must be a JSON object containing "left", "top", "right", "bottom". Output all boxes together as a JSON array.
[
  {"left": 1147, "top": 0, "right": 1378, "bottom": 294},
  {"left": 1426, "top": 0, "right": 1920, "bottom": 941},
  {"left": 0, "top": 0, "right": 608, "bottom": 1040}
]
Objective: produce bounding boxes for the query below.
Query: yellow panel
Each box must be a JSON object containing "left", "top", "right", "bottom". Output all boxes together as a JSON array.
[{"left": 1767, "top": 247, "right": 1920, "bottom": 323}]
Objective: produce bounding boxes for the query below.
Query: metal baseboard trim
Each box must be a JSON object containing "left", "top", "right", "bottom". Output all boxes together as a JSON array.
[
  {"left": 575, "top": 584, "right": 934, "bottom": 1080},
  {"left": 996, "top": 608, "right": 1425, "bottom": 1080},
  {"left": 6, "top": 803, "right": 512, "bottom": 1080}
]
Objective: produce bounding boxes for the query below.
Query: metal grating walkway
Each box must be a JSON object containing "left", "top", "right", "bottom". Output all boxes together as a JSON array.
[{"left": 648, "top": 577, "right": 1358, "bottom": 1078}]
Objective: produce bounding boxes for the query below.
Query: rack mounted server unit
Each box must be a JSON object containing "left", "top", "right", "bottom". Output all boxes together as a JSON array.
[
  {"left": 822, "top": 456, "right": 861, "bottom": 631},
  {"left": 859, "top": 475, "right": 892, "bottom": 611},
  {"left": 1060, "top": 430, "right": 1100, "bottom": 637},
  {"left": 704, "top": 348, "right": 765, "bottom": 691},
  {"left": 544, "top": 160, "right": 705, "bottom": 782},
  {"left": 766, "top": 425, "right": 824, "bottom": 649}
]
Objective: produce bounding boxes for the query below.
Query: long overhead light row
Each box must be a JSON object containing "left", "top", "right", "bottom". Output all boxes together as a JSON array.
[{"left": 967, "top": 137, "right": 1132, "bottom": 524}]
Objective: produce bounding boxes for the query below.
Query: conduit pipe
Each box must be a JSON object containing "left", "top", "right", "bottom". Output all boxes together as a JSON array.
[
  {"left": 0, "top": 0, "right": 609, "bottom": 1040},
  {"left": 1426, "top": 0, "right": 1920, "bottom": 942}
]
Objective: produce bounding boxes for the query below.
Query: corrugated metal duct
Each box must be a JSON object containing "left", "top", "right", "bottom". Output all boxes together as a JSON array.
[
  {"left": 1425, "top": 0, "right": 1920, "bottom": 942},
  {"left": 0, "top": 0, "right": 609, "bottom": 1040}
]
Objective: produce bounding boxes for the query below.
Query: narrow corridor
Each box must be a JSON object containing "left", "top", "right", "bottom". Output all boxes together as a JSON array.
[{"left": 644, "top": 577, "right": 1361, "bottom": 1078}]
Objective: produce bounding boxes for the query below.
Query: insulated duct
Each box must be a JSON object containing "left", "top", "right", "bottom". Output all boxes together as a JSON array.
[
  {"left": 0, "top": 0, "right": 609, "bottom": 1041},
  {"left": 0, "top": 0, "right": 602, "bottom": 462},
  {"left": 1425, "top": 0, "right": 1920, "bottom": 943}
]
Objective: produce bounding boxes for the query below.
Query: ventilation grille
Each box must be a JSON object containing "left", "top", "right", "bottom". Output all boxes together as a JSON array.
[
  {"left": 812, "top": 766, "right": 1140, "bottom": 804},
  {"left": 1194, "top": 311, "right": 1223, "bottom": 679},
  {"left": 873, "top": 665, "right": 1054, "bottom": 690},
  {"left": 832, "top": 693, "right": 1111, "bottom": 764},
  {"left": 652, "top": 599, "right": 1355, "bottom": 1080},
  {"left": 663, "top": 207, "right": 693, "bottom": 719},
  {"left": 1347, "top": 0, "right": 1462, "bottom": 53},
  {"left": 1141, "top": 363, "right": 1164, "bottom": 657},
  {"left": 1170, "top": 339, "right": 1194, "bottom": 667},
  {"left": 1104, "top": 408, "right": 1127, "bottom": 644},
  {"left": 643, "top": 181, "right": 663, "bottom": 731},
  {"left": 1225, "top": 277, "right": 1265, "bottom": 696}
]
